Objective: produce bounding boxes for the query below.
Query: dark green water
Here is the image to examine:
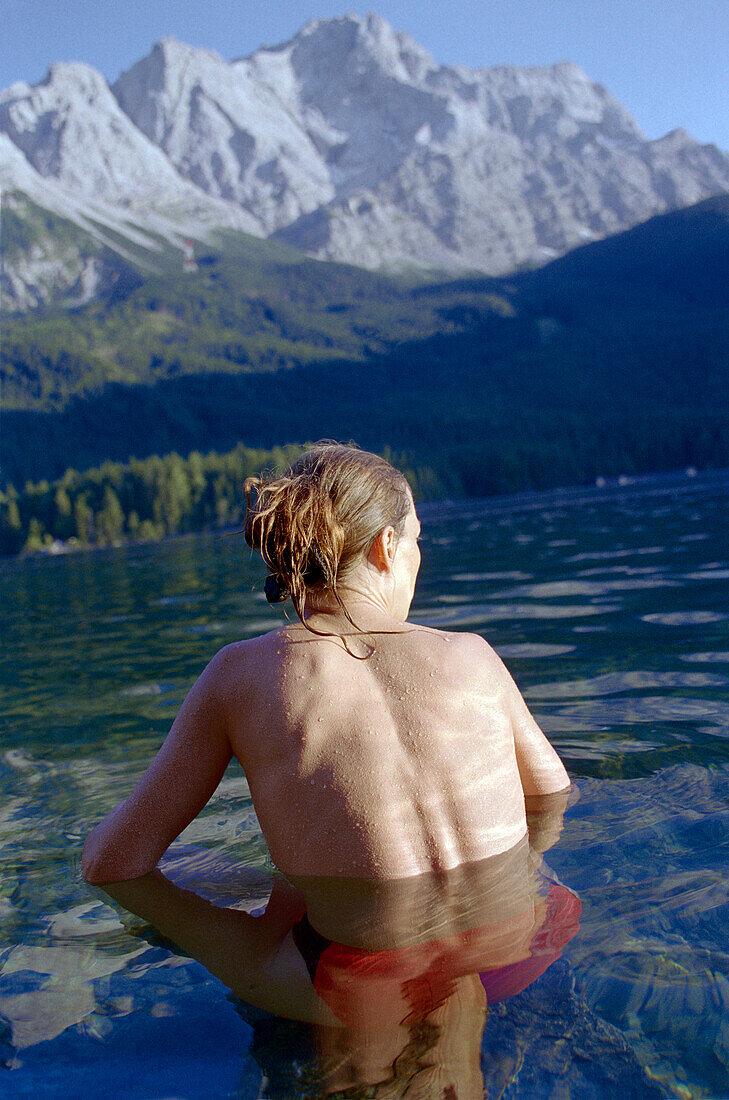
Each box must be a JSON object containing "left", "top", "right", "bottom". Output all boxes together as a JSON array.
[{"left": 1, "top": 471, "right": 728, "bottom": 1097}]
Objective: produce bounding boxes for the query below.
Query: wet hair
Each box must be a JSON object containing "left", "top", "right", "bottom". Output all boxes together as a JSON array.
[{"left": 244, "top": 442, "right": 411, "bottom": 632}]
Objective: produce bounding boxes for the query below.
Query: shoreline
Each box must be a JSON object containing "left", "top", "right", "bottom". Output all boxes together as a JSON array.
[{"left": 8, "top": 463, "right": 726, "bottom": 565}]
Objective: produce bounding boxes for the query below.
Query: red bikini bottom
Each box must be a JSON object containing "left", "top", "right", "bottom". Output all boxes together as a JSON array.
[{"left": 292, "top": 881, "right": 581, "bottom": 1029}]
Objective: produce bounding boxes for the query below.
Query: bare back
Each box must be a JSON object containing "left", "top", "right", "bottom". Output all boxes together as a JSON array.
[
  {"left": 83, "top": 451, "right": 571, "bottom": 990},
  {"left": 221, "top": 622, "right": 538, "bottom": 879}
]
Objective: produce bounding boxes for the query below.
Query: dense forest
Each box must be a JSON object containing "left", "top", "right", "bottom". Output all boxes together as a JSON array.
[
  {"left": 0, "top": 442, "right": 443, "bottom": 558},
  {"left": 3, "top": 194, "right": 729, "bottom": 538},
  {"left": 2, "top": 224, "right": 505, "bottom": 413}
]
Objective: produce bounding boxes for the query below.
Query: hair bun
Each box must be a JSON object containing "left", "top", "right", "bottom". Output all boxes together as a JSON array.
[
  {"left": 243, "top": 443, "right": 410, "bottom": 630},
  {"left": 303, "top": 544, "right": 328, "bottom": 586}
]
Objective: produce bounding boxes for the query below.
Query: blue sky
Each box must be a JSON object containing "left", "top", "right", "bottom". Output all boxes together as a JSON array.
[{"left": 4, "top": 0, "right": 729, "bottom": 151}]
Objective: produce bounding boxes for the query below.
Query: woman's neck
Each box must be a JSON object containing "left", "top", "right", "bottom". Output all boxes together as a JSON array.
[{"left": 303, "top": 584, "right": 398, "bottom": 627}]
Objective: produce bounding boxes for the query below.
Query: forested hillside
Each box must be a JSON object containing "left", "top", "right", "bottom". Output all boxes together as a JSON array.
[
  {"left": 1, "top": 227, "right": 508, "bottom": 413},
  {"left": 2, "top": 194, "right": 728, "bottom": 553}
]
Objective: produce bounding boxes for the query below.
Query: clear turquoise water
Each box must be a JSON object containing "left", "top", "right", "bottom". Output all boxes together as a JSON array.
[{"left": 1, "top": 470, "right": 728, "bottom": 1097}]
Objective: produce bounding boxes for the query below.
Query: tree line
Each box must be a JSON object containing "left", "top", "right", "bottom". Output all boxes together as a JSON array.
[{"left": 0, "top": 442, "right": 446, "bottom": 558}]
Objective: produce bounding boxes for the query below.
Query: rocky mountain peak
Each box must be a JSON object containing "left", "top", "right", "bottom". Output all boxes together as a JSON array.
[
  {"left": 0, "top": 59, "right": 114, "bottom": 124},
  {"left": 155, "top": 35, "right": 223, "bottom": 63},
  {"left": 111, "top": 37, "right": 230, "bottom": 147},
  {"left": 2, "top": 12, "right": 729, "bottom": 311},
  {"left": 124, "top": 35, "right": 227, "bottom": 91},
  {"left": 289, "top": 11, "right": 434, "bottom": 84},
  {"left": 41, "top": 60, "right": 111, "bottom": 96},
  {"left": 651, "top": 127, "right": 697, "bottom": 151},
  {"left": 0, "top": 61, "right": 123, "bottom": 182},
  {"left": 0, "top": 52, "right": 256, "bottom": 233}
]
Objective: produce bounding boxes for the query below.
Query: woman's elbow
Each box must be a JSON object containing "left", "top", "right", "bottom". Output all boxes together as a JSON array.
[
  {"left": 537, "top": 767, "right": 571, "bottom": 797},
  {"left": 543, "top": 760, "right": 571, "bottom": 794},
  {"left": 82, "top": 850, "right": 155, "bottom": 886},
  {"left": 82, "top": 840, "right": 104, "bottom": 885},
  {"left": 82, "top": 859, "right": 108, "bottom": 886},
  {"left": 518, "top": 758, "right": 571, "bottom": 798},
  {"left": 81, "top": 824, "right": 155, "bottom": 886},
  {"left": 81, "top": 826, "right": 113, "bottom": 885}
]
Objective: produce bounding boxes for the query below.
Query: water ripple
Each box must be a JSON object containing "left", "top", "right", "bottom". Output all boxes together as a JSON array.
[
  {"left": 566, "top": 547, "right": 665, "bottom": 562},
  {"left": 496, "top": 643, "right": 576, "bottom": 658},
  {"left": 680, "top": 652, "right": 729, "bottom": 664},
  {"left": 450, "top": 571, "right": 532, "bottom": 582},
  {"left": 526, "top": 670, "right": 727, "bottom": 699},
  {"left": 490, "top": 578, "right": 680, "bottom": 598},
  {"left": 416, "top": 602, "right": 620, "bottom": 627},
  {"left": 642, "top": 611, "right": 727, "bottom": 625},
  {"left": 544, "top": 695, "right": 729, "bottom": 730}
]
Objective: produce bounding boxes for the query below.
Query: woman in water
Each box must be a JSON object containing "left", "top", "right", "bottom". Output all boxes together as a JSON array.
[{"left": 82, "top": 442, "right": 572, "bottom": 1039}]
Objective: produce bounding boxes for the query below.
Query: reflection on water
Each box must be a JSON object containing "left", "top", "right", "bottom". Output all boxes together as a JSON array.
[
  {"left": 1, "top": 470, "right": 728, "bottom": 1096},
  {"left": 91, "top": 815, "right": 581, "bottom": 1098}
]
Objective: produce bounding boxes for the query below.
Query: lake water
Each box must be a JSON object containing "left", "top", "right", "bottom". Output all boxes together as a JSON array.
[{"left": 1, "top": 470, "right": 728, "bottom": 1098}]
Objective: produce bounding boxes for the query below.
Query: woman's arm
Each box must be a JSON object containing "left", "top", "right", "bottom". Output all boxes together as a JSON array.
[
  {"left": 82, "top": 648, "right": 234, "bottom": 885},
  {"left": 510, "top": 692, "right": 569, "bottom": 796},
  {"left": 98, "top": 870, "right": 334, "bottom": 1023},
  {"left": 495, "top": 653, "right": 570, "bottom": 796}
]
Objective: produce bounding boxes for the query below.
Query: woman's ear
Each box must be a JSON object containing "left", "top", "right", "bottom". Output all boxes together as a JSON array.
[{"left": 367, "top": 526, "right": 397, "bottom": 573}]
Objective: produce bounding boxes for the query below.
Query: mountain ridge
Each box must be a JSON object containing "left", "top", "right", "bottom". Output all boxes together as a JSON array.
[
  {"left": 2, "top": 12, "right": 729, "bottom": 311},
  {"left": 3, "top": 192, "right": 728, "bottom": 491}
]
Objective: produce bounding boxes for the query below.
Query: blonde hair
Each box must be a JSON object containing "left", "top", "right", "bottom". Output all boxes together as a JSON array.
[{"left": 244, "top": 442, "right": 411, "bottom": 630}]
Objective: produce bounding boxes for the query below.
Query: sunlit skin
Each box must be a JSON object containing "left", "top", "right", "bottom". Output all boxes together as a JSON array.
[
  {"left": 80, "top": 490, "right": 572, "bottom": 1094},
  {"left": 82, "top": 489, "right": 570, "bottom": 1047},
  {"left": 83, "top": 493, "right": 568, "bottom": 890}
]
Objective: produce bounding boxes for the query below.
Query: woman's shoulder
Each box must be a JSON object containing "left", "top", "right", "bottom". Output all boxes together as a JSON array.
[
  {"left": 209, "top": 625, "right": 505, "bottom": 683},
  {"left": 204, "top": 627, "right": 291, "bottom": 684},
  {"left": 406, "top": 624, "right": 499, "bottom": 660}
]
